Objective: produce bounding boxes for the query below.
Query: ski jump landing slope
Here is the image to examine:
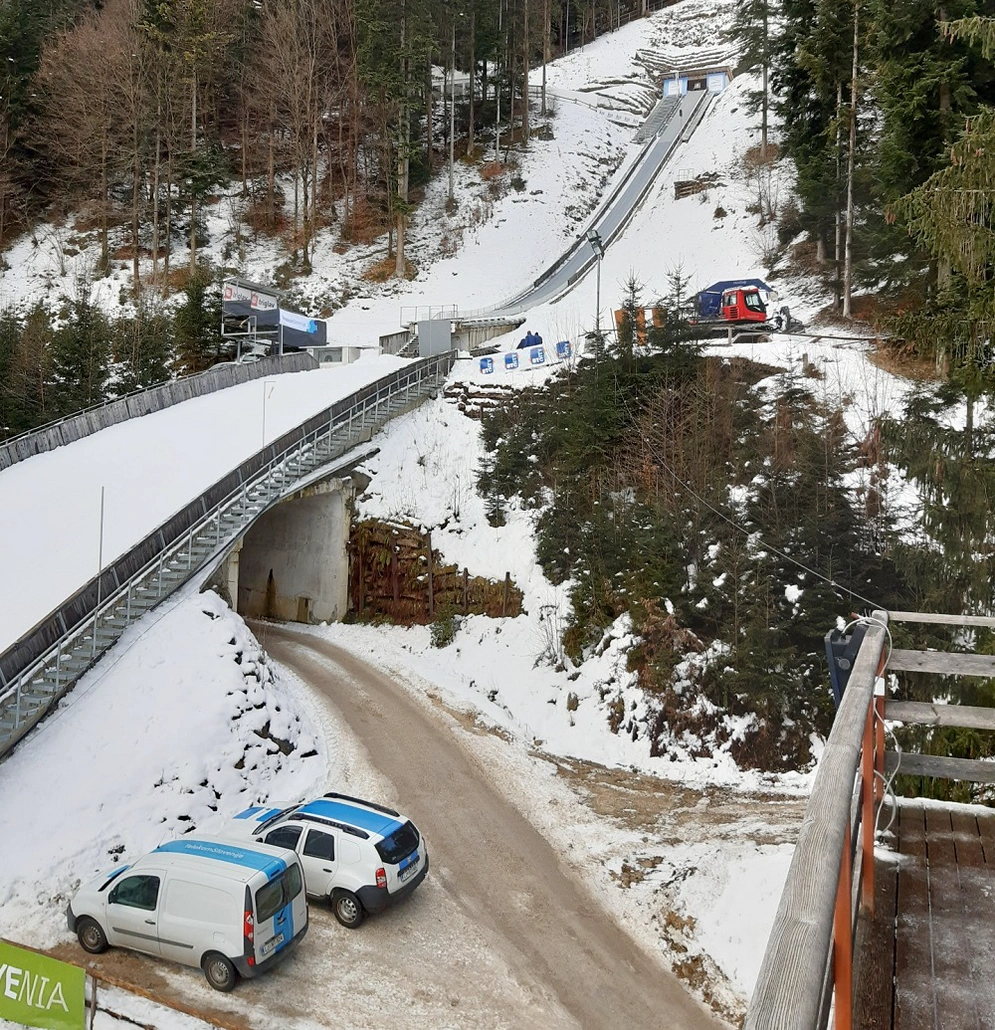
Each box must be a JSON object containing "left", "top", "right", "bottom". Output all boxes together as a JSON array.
[{"left": 472, "top": 88, "right": 711, "bottom": 320}]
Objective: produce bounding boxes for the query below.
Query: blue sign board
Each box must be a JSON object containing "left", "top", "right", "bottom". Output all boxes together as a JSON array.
[
  {"left": 480, "top": 357, "right": 494, "bottom": 374},
  {"left": 530, "top": 346, "right": 546, "bottom": 366},
  {"left": 556, "top": 340, "right": 572, "bottom": 359},
  {"left": 504, "top": 352, "right": 519, "bottom": 371}
]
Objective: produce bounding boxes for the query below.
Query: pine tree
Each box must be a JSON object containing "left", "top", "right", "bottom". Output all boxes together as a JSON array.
[
  {"left": 732, "top": 0, "right": 775, "bottom": 155},
  {"left": 173, "top": 262, "right": 224, "bottom": 373},
  {"left": 50, "top": 286, "right": 111, "bottom": 416},
  {"left": 111, "top": 299, "right": 174, "bottom": 393}
]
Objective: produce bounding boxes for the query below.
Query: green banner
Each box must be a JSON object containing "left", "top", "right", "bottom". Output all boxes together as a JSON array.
[{"left": 0, "top": 941, "right": 85, "bottom": 1030}]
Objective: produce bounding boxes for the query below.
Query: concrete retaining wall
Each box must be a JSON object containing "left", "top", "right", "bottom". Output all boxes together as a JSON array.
[
  {"left": 238, "top": 477, "right": 354, "bottom": 624},
  {"left": 0, "top": 352, "right": 319, "bottom": 472}
]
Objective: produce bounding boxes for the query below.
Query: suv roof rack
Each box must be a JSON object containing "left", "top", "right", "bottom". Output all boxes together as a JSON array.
[
  {"left": 297, "top": 813, "right": 370, "bottom": 839},
  {"left": 323, "top": 791, "right": 400, "bottom": 818}
]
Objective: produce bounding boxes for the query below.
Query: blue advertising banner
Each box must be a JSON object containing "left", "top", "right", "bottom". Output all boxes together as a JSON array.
[
  {"left": 504, "top": 353, "right": 519, "bottom": 371},
  {"left": 556, "top": 340, "right": 572, "bottom": 359},
  {"left": 530, "top": 346, "right": 546, "bottom": 366},
  {"left": 480, "top": 357, "right": 494, "bottom": 374}
]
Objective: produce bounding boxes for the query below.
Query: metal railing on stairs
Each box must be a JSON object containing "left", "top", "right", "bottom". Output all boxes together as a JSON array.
[{"left": 0, "top": 353, "right": 456, "bottom": 759}]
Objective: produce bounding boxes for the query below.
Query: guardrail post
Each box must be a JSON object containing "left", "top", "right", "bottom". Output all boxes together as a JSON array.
[
  {"left": 861, "top": 706, "right": 875, "bottom": 915},
  {"left": 833, "top": 824, "right": 853, "bottom": 1030},
  {"left": 874, "top": 692, "right": 885, "bottom": 802},
  {"left": 54, "top": 642, "right": 62, "bottom": 691},
  {"left": 15, "top": 679, "right": 22, "bottom": 727}
]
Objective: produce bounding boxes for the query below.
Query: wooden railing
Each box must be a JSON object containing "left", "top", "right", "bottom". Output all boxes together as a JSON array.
[
  {"left": 745, "top": 610, "right": 889, "bottom": 1030},
  {"left": 746, "top": 609, "right": 995, "bottom": 1029}
]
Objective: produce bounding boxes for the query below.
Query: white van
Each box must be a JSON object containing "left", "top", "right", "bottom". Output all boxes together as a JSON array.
[{"left": 66, "top": 837, "right": 308, "bottom": 991}]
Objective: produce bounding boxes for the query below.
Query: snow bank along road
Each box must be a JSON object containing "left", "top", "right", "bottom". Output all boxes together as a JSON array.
[{"left": 257, "top": 623, "right": 723, "bottom": 1030}]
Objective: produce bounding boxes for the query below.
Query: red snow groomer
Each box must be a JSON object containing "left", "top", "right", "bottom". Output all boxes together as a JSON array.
[{"left": 692, "top": 279, "right": 794, "bottom": 333}]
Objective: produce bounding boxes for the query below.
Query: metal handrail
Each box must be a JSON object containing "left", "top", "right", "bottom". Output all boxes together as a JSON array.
[{"left": 0, "top": 353, "right": 454, "bottom": 753}]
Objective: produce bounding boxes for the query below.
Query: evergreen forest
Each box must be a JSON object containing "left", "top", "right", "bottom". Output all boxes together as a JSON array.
[{"left": 7, "top": 0, "right": 995, "bottom": 785}]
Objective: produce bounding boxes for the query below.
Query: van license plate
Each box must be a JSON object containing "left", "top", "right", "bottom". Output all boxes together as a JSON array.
[
  {"left": 261, "top": 933, "right": 285, "bottom": 956},
  {"left": 399, "top": 854, "right": 419, "bottom": 882}
]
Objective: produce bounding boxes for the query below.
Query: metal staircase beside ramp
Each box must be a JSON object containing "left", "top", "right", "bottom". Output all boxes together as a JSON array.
[
  {"left": 632, "top": 95, "right": 680, "bottom": 144},
  {"left": 0, "top": 353, "right": 456, "bottom": 759}
]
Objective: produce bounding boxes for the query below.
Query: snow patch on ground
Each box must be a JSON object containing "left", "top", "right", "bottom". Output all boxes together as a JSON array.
[{"left": 0, "top": 588, "right": 325, "bottom": 948}]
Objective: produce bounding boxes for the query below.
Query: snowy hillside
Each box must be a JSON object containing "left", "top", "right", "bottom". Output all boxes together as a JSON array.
[{"left": 0, "top": 0, "right": 914, "bottom": 1026}]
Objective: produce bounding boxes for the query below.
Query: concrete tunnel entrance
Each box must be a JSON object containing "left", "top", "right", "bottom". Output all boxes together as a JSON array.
[{"left": 219, "top": 476, "right": 355, "bottom": 625}]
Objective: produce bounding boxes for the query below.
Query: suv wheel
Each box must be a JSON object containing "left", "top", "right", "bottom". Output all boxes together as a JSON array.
[{"left": 332, "top": 890, "right": 365, "bottom": 929}]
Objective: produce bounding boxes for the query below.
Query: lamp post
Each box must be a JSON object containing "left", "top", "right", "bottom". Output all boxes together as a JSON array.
[
  {"left": 586, "top": 228, "right": 605, "bottom": 359},
  {"left": 262, "top": 380, "right": 276, "bottom": 449}
]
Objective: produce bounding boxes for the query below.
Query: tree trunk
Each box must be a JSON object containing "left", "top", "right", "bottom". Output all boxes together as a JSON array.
[
  {"left": 153, "top": 111, "right": 161, "bottom": 289},
  {"left": 396, "top": 114, "right": 409, "bottom": 276},
  {"left": 268, "top": 102, "right": 276, "bottom": 227},
  {"left": 541, "top": 0, "right": 549, "bottom": 115},
  {"left": 100, "top": 134, "right": 109, "bottom": 274},
  {"left": 132, "top": 126, "right": 141, "bottom": 296},
  {"left": 760, "top": 10, "right": 768, "bottom": 158},
  {"left": 522, "top": 0, "right": 530, "bottom": 142},
  {"left": 164, "top": 150, "right": 173, "bottom": 283},
  {"left": 937, "top": 7, "right": 952, "bottom": 292},
  {"left": 395, "top": 3, "right": 409, "bottom": 277},
  {"left": 834, "top": 81, "right": 842, "bottom": 312},
  {"left": 842, "top": 0, "right": 859, "bottom": 318},
  {"left": 426, "top": 60, "right": 434, "bottom": 171},
  {"left": 189, "top": 69, "right": 198, "bottom": 274},
  {"left": 467, "top": 8, "right": 476, "bottom": 155}
]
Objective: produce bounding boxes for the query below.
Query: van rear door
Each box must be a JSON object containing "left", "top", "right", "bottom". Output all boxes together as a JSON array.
[{"left": 252, "top": 861, "right": 305, "bottom": 964}]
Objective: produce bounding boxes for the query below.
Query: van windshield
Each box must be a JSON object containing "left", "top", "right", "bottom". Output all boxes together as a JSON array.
[
  {"left": 375, "top": 821, "right": 420, "bottom": 865},
  {"left": 255, "top": 863, "right": 303, "bottom": 922}
]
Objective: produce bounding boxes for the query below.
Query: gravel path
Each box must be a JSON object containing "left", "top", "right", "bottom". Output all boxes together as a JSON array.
[{"left": 258, "top": 623, "right": 725, "bottom": 1030}]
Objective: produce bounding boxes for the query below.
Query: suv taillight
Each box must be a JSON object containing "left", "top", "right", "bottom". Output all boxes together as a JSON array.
[{"left": 376, "top": 867, "right": 387, "bottom": 890}]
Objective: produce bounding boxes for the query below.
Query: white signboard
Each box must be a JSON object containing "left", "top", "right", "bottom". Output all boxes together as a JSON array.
[{"left": 222, "top": 281, "right": 279, "bottom": 312}]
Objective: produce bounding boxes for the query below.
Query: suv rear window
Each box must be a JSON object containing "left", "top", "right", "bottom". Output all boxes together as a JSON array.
[
  {"left": 375, "top": 821, "right": 420, "bottom": 865},
  {"left": 255, "top": 863, "right": 303, "bottom": 922}
]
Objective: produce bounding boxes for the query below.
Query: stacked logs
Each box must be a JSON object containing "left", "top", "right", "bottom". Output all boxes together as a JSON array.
[{"left": 349, "top": 518, "right": 523, "bottom": 623}]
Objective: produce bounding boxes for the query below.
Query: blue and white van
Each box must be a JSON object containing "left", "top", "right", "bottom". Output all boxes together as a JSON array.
[
  {"left": 220, "top": 792, "right": 428, "bottom": 929},
  {"left": 67, "top": 837, "right": 308, "bottom": 991}
]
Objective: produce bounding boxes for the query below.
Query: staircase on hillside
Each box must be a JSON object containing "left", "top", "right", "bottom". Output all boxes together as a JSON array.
[
  {"left": 633, "top": 95, "right": 681, "bottom": 143},
  {"left": 0, "top": 359, "right": 451, "bottom": 758}
]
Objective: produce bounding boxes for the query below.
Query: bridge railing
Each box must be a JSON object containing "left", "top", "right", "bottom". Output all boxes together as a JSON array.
[
  {"left": 745, "top": 611, "right": 890, "bottom": 1030},
  {"left": 0, "top": 352, "right": 455, "bottom": 756}
]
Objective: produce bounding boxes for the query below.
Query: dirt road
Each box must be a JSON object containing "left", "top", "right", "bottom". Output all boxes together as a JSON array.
[{"left": 258, "top": 623, "right": 724, "bottom": 1030}]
